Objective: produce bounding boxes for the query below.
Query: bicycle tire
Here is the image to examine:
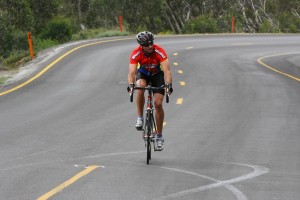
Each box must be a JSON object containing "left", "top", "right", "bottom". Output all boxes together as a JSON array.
[
  {"left": 149, "top": 113, "right": 157, "bottom": 151},
  {"left": 147, "top": 135, "right": 151, "bottom": 164},
  {"left": 146, "top": 111, "right": 152, "bottom": 164}
]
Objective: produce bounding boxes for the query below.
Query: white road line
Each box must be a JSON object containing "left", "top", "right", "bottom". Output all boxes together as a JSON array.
[
  {"left": 112, "top": 159, "right": 254, "bottom": 200},
  {"left": 154, "top": 163, "right": 269, "bottom": 200}
]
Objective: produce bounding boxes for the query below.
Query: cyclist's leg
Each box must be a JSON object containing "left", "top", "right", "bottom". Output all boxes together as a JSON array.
[
  {"left": 153, "top": 94, "right": 164, "bottom": 150},
  {"left": 152, "top": 72, "right": 165, "bottom": 136},
  {"left": 154, "top": 93, "right": 164, "bottom": 135},
  {"left": 135, "top": 71, "right": 148, "bottom": 129}
]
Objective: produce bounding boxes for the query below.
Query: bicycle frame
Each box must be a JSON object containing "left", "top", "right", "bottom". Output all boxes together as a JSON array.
[{"left": 130, "top": 84, "right": 168, "bottom": 164}]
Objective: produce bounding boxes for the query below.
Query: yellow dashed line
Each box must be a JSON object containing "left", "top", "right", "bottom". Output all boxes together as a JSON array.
[
  {"left": 179, "top": 81, "right": 186, "bottom": 86},
  {"left": 186, "top": 47, "right": 194, "bottom": 49},
  {"left": 173, "top": 62, "right": 178, "bottom": 66},
  {"left": 173, "top": 53, "right": 178, "bottom": 56},
  {"left": 177, "top": 70, "right": 183, "bottom": 74},
  {"left": 176, "top": 98, "right": 183, "bottom": 104}
]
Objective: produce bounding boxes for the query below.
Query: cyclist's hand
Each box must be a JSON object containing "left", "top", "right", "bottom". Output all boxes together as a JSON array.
[
  {"left": 127, "top": 83, "right": 135, "bottom": 93},
  {"left": 166, "top": 82, "right": 173, "bottom": 94}
]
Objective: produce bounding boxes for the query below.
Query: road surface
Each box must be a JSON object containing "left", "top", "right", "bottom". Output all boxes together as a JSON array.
[{"left": 0, "top": 34, "right": 299, "bottom": 200}]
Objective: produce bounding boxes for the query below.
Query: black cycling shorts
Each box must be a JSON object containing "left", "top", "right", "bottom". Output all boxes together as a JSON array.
[{"left": 136, "top": 71, "right": 165, "bottom": 95}]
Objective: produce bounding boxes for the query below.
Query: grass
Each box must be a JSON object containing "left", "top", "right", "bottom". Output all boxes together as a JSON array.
[
  {"left": 0, "top": 71, "right": 15, "bottom": 85},
  {"left": 72, "top": 29, "right": 130, "bottom": 40},
  {"left": 0, "top": 77, "right": 6, "bottom": 85},
  {"left": 3, "top": 51, "right": 30, "bottom": 67}
]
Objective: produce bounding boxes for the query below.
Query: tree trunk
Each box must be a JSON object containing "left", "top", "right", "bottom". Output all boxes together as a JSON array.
[
  {"left": 78, "top": 0, "right": 82, "bottom": 23},
  {"left": 164, "top": 1, "right": 182, "bottom": 34}
]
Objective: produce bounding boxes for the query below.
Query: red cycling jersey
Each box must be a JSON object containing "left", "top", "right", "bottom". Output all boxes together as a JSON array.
[{"left": 130, "top": 44, "right": 168, "bottom": 76}]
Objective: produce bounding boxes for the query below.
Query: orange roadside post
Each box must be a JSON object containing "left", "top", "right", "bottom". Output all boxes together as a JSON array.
[
  {"left": 231, "top": 16, "right": 235, "bottom": 33},
  {"left": 119, "top": 15, "right": 123, "bottom": 32},
  {"left": 27, "top": 32, "right": 34, "bottom": 59}
]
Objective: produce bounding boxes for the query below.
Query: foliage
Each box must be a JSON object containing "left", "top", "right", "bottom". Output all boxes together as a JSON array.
[
  {"left": 1, "top": 0, "right": 34, "bottom": 31},
  {"left": 33, "top": 38, "right": 59, "bottom": 52},
  {"left": 86, "top": 0, "right": 165, "bottom": 33},
  {"left": 1, "top": 0, "right": 300, "bottom": 70},
  {"left": 71, "top": 29, "right": 130, "bottom": 40},
  {"left": 41, "top": 16, "right": 73, "bottom": 43},
  {"left": 259, "top": 20, "right": 280, "bottom": 33},
  {"left": 28, "top": 0, "right": 61, "bottom": 34},
  {"left": 0, "top": 0, "right": 34, "bottom": 58},
  {"left": 183, "top": 15, "right": 219, "bottom": 33},
  {"left": 2, "top": 50, "right": 30, "bottom": 67},
  {"left": 0, "top": 30, "right": 28, "bottom": 58},
  {"left": 278, "top": 12, "right": 300, "bottom": 33},
  {"left": 0, "top": 77, "right": 6, "bottom": 84}
]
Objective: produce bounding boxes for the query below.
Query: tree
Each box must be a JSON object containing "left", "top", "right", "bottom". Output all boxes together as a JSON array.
[
  {"left": 0, "top": 0, "right": 34, "bottom": 58},
  {"left": 28, "top": 0, "right": 61, "bottom": 34},
  {"left": 2, "top": 0, "right": 34, "bottom": 31},
  {"left": 87, "top": 0, "right": 164, "bottom": 33},
  {"left": 162, "top": 0, "right": 195, "bottom": 34}
]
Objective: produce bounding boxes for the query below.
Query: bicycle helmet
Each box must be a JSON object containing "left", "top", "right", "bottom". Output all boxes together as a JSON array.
[{"left": 136, "top": 31, "right": 154, "bottom": 46}]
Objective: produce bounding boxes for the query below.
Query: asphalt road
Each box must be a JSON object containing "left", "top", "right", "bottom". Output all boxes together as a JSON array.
[{"left": 0, "top": 35, "right": 300, "bottom": 200}]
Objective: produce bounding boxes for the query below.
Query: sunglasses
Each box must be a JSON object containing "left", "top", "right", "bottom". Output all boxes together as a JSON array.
[{"left": 143, "top": 41, "right": 154, "bottom": 47}]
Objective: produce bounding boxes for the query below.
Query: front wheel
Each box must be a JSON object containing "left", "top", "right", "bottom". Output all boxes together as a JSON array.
[
  {"left": 145, "top": 111, "right": 152, "bottom": 164},
  {"left": 147, "top": 136, "right": 151, "bottom": 164}
]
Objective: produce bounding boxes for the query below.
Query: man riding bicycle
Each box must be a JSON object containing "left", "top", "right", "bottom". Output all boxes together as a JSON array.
[{"left": 127, "top": 31, "right": 173, "bottom": 150}]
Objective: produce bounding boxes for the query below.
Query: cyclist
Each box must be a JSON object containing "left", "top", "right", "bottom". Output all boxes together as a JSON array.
[{"left": 127, "top": 31, "right": 173, "bottom": 150}]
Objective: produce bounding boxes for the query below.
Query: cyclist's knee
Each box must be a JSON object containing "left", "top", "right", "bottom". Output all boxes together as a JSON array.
[
  {"left": 154, "top": 94, "right": 163, "bottom": 108},
  {"left": 136, "top": 79, "right": 147, "bottom": 87},
  {"left": 154, "top": 100, "right": 163, "bottom": 111}
]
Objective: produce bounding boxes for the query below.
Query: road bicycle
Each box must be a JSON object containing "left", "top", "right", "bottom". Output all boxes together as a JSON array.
[{"left": 129, "top": 84, "right": 169, "bottom": 164}]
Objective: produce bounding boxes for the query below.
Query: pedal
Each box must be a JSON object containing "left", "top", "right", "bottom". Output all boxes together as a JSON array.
[{"left": 136, "top": 126, "right": 143, "bottom": 131}]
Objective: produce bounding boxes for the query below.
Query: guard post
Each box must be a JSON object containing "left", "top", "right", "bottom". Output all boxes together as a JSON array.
[{"left": 27, "top": 32, "right": 35, "bottom": 59}]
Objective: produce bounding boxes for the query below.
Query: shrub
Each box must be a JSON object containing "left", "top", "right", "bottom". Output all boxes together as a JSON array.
[
  {"left": 0, "top": 56, "right": 5, "bottom": 70},
  {"left": 289, "top": 18, "right": 300, "bottom": 33},
  {"left": 279, "top": 12, "right": 300, "bottom": 33},
  {"left": 33, "top": 38, "right": 59, "bottom": 52},
  {"left": 259, "top": 20, "right": 280, "bottom": 33},
  {"left": 3, "top": 50, "right": 29, "bottom": 68},
  {"left": 183, "top": 15, "right": 219, "bottom": 33},
  {"left": 42, "top": 16, "right": 73, "bottom": 43},
  {"left": 0, "top": 30, "right": 28, "bottom": 58}
]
